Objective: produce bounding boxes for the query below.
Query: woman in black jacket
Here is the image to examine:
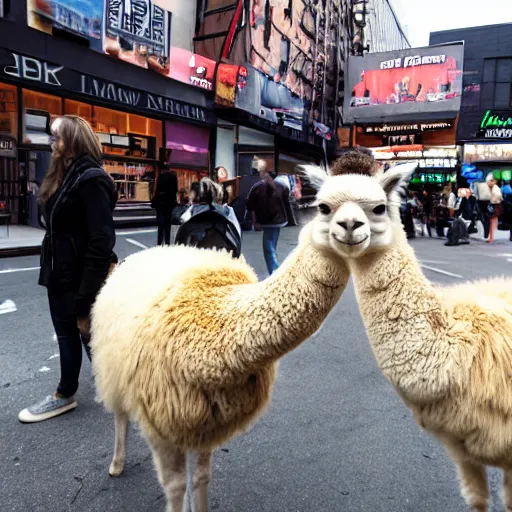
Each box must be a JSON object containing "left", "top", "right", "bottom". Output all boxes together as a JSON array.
[{"left": 19, "top": 116, "right": 117, "bottom": 423}]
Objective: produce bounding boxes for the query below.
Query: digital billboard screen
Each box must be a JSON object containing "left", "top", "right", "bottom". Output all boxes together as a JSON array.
[{"left": 344, "top": 43, "right": 464, "bottom": 124}]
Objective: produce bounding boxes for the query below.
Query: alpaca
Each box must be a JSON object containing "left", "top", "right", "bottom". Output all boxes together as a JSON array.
[
  {"left": 90, "top": 222, "right": 349, "bottom": 512},
  {"left": 305, "top": 161, "right": 512, "bottom": 512}
]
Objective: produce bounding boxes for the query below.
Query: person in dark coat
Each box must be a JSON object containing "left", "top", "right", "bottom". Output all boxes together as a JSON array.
[
  {"left": 246, "top": 158, "right": 290, "bottom": 275},
  {"left": 19, "top": 115, "right": 117, "bottom": 423},
  {"left": 151, "top": 167, "right": 178, "bottom": 245}
]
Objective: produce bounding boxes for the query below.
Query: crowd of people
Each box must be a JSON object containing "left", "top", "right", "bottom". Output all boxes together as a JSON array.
[{"left": 401, "top": 173, "right": 512, "bottom": 246}]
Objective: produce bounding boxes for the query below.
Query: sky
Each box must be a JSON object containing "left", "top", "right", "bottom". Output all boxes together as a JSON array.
[{"left": 390, "top": 0, "right": 512, "bottom": 47}]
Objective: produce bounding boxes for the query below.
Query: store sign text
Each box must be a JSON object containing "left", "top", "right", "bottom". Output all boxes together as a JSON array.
[
  {"left": 364, "top": 121, "right": 453, "bottom": 134},
  {"left": 380, "top": 54, "right": 446, "bottom": 70},
  {"left": 80, "top": 75, "right": 207, "bottom": 122},
  {"left": 4, "top": 53, "right": 63, "bottom": 87},
  {"left": 479, "top": 110, "right": 512, "bottom": 139}
]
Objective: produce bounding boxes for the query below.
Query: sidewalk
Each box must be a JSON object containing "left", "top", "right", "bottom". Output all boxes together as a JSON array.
[{"left": 0, "top": 225, "right": 44, "bottom": 258}]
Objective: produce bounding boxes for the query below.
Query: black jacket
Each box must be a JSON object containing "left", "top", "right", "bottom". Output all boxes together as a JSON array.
[
  {"left": 246, "top": 179, "right": 290, "bottom": 226},
  {"left": 151, "top": 171, "right": 178, "bottom": 211},
  {"left": 39, "top": 155, "right": 118, "bottom": 317}
]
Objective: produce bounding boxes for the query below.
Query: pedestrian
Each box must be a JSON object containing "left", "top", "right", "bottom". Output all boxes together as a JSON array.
[
  {"left": 501, "top": 180, "right": 512, "bottom": 241},
  {"left": 19, "top": 115, "right": 118, "bottom": 423},
  {"left": 486, "top": 173, "right": 503, "bottom": 244},
  {"left": 246, "top": 161, "right": 290, "bottom": 275},
  {"left": 214, "top": 166, "right": 230, "bottom": 204},
  {"left": 151, "top": 166, "right": 178, "bottom": 245}
]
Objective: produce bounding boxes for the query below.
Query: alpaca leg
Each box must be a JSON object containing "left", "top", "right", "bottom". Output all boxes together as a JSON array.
[
  {"left": 191, "top": 451, "right": 212, "bottom": 512},
  {"left": 455, "top": 460, "right": 488, "bottom": 511},
  {"left": 442, "top": 438, "right": 488, "bottom": 511},
  {"left": 109, "top": 411, "right": 129, "bottom": 477},
  {"left": 502, "top": 469, "right": 512, "bottom": 510},
  {"left": 150, "top": 441, "right": 187, "bottom": 512}
]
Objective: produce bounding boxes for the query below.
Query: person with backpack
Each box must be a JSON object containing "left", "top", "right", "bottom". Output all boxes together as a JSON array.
[
  {"left": 246, "top": 161, "right": 290, "bottom": 275},
  {"left": 151, "top": 166, "right": 178, "bottom": 246},
  {"left": 19, "top": 115, "right": 117, "bottom": 423},
  {"left": 175, "top": 178, "right": 242, "bottom": 257}
]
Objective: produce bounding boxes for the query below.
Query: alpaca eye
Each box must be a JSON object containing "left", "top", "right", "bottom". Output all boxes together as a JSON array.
[
  {"left": 318, "top": 203, "right": 331, "bottom": 215},
  {"left": 373, "top": 204, "right": 386, "bottom": 215}
]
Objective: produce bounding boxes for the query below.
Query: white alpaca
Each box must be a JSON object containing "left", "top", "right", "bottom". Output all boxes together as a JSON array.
[
  {"left": 305, "top": 162, "right": 512, "bottom": 512},
  {"left": 90, "top": 225, "right": 350, "bottom": 511}
]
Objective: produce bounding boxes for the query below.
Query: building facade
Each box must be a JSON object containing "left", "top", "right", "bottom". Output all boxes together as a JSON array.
[
  {"left": 0, "top": 1, "right": 216, "bottom": 226},
  {"left": 430, "top": 23, "right": 512, "bottom": 183}
]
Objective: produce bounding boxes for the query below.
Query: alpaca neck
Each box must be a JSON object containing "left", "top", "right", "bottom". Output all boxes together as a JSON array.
[
  {"left": 231, "top": 233, "right": 349, "bottom": 370},
  {"left": 350, "top": 226, "right": 452, "bottom": 403}
]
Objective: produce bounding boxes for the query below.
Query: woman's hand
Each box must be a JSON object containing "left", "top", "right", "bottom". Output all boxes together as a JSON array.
[{"left": 77, "top": 316, "right": 91, "bottom": 339}]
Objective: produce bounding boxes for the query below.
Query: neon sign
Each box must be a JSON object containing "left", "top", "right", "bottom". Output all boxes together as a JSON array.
[{"left": 480, "top": 110, "right": 512, "bottom": 139}]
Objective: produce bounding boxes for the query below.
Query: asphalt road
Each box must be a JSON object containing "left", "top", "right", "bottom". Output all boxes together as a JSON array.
[{"left": 1, "top": 226, "right": 512, "bottom": 512}]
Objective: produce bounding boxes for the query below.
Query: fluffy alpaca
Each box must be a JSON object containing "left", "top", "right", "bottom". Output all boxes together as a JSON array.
[
  {"left": 90, "top": 223, "right": 349, "bottom": 512},
  {"left": 306, "top": 162, "right": 512, "bottom": 512}
]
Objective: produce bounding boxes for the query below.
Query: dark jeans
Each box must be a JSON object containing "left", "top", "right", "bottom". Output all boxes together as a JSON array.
[
  {"left": 262, "top": 227, "right": 280, "bottom": 274},
  {"left": 156, "top": 208, "right": 172, "bottom": 245},
  {"left": 48, "top": 291, "right": 90, "bottom": 398},
  {"left": 477, "top": 200, "right": 490, "bottom": 239}
]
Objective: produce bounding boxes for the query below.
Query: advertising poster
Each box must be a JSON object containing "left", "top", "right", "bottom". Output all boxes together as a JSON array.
[
  {"left": 26, "top": 0, "right": 215, "bottom": 91},
  {"left": 344, "top": 43, "right": 464, "bottom": 124},
  {"left": 216, "top": 0, "right": 336, "bottom": 134},
  {"left": 27, "top": 0, "right": 104, "bottom": 51}
]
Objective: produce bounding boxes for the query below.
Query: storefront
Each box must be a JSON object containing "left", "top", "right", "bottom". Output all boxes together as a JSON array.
[
  {"left": 372, "top": 145, "right": 460, "bottom": 191},
  {"left": 0, "top": 47, "right": 215, "bottom": 225},
  {"left": 344, "top": 42, "right": 465, "bottom": 192},
  {"left": 461, "top": 110, "right": 512, "bottom": 186}
]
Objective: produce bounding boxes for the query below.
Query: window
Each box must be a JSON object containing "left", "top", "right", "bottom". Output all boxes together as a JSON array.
[
  {"left": 481, "top": 58, "right": 512, "bottom": 108},
  {"left": 0, "top": 83, "right": 17, "bottom": 138},
  {"left": 23, "top": 90, "right": 62, "bottom": 144}
]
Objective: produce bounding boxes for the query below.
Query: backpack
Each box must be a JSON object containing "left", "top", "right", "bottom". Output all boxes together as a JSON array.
[
  {"left": 445, "top": 217, "right": 469, "bottom": 246},
  {"left": 175, "top": 204, "right": 242, "bottom": 257}
]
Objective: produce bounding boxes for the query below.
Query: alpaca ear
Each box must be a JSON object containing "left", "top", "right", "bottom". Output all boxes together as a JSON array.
[
  {"left": 378, "top": 163, "right": 417, "bottom": 199},
  {"left": 299, "top": 164, "right": 330, "bottom": 190}
]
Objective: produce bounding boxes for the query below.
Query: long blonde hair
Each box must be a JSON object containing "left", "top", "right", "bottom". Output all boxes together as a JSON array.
[{"left": 39, "top": 115, "right": 103, "bottom": 204}]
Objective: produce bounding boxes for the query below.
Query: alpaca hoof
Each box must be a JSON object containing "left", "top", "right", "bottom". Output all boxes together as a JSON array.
[{"left": 109, "top": 461, "right": 124, "bottom": 477}]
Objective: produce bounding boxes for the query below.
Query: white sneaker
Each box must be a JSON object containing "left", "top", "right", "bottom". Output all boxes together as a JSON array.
[{"left": 18, "top": 395, "right": 77, "bottom": 423}]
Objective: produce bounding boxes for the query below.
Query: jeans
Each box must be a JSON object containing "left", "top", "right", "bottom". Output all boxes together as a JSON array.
[
  {"left": 262, "top": 227, "right": 280, "bottom": 274},
  {"left": 48, "top": 291, "right": 90, "bottom": 398},
  {"left": 477, "top": 201, "right": 490, "bottom": 239},
  {"left": 156, "top": 207, "right": 172, "bottom": 245}
]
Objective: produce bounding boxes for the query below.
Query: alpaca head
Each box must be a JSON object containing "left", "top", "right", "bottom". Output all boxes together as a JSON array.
[{"left": 304, "top": 162, "right": 416, "bottom": 259}]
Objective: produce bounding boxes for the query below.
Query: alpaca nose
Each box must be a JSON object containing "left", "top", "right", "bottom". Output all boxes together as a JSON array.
[{"left": 337, "top": 220, "right": 364, "bottom": 232}]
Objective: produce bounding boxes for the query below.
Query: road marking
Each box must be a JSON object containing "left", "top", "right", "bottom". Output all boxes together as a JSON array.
[
  {"left": 419, "top": 259, "right": 447, "bottom": 265},
  {"left": 0, "top": 299, "right": 17, "bottom": 315},
  {"left": 48, "top": 354, "right": 59, "bottom": 360},
  {"left": 0, "top": 266, "right": 39, "bottom": 274},
  {"left": 125, "top": 238, "right": 149, "bottom": 250},
  {"left": 420, "top": 264, "right": 462, "bottom": 279},
  {"left": 38, "top": 366, "right": 51, "bottom": 373},
  {"left": 118, "top": 229, "right": 157, "bottom": 236}
]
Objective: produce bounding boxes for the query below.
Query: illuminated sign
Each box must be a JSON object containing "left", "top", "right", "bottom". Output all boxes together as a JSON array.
[
  {"left": 363, "top": 121, "right": 454, "bottom": 134},
  {"left": 464, "top": 143, "right": 512, "bottom": 163},
  {"left": 479, "top": 110, "right": 512, "bottom": 139},
  {"left": 373, "top": 147, "right": 458, "bottom": 161}
]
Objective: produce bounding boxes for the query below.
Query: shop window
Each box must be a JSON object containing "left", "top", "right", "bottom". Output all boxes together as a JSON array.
[
  {"left": 0, "top": 83, "right": 17, "bottom": 138},
  {"left": 238, "top": 152, "right": 274, "bottom": 177},
  {"left": 23, "top": 90, "right": 62, "bottom": 144},
  {"left": 92, "top": 106, "right": 162, "bottom": 150},
  {"left": 175, "top": 169, "right": 203, "bottom": 194},
  {"left": 64, "top": 99, "right": 93, "bottom": 122}
]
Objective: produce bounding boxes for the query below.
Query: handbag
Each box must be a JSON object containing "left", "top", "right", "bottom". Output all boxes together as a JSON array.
[{"left": 487, "top": 203, "right": 497, "bottom": 217}]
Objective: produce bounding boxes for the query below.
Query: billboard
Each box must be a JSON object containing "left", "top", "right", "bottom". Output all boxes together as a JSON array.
[
  {"left": 214, "top": 0, "right": 337, "bottom": 138},
  {"left": 26, "top": 0, "right": 215, "bottom": 91},
  {"left": 344, "top": 43, "right": 464, "bottom": 124}
]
